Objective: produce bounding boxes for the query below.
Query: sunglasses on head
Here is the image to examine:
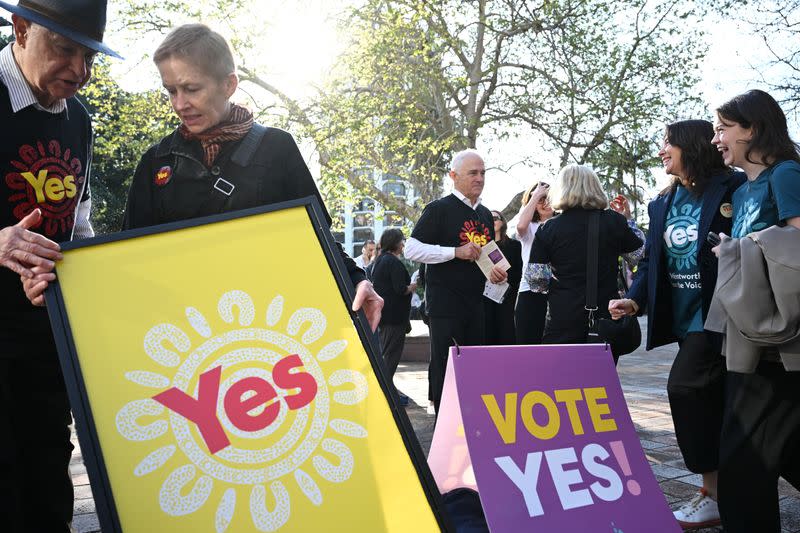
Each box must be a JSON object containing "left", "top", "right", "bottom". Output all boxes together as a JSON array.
[{"left": 492, "top": 214, "right": 503, "bottom": 221}]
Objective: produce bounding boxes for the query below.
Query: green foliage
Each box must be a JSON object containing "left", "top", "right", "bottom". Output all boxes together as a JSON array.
[
  {"left": 0, "top": 19, "right": 12, "bottom": 47},
  {"left": 79, "top": 60, "right": 178, "bottom": 234},
  {"left": 105, "top": 0, "right": 709, "bottom": 225},
  {"left": 725, "top": 0, "right": 800, "bottom": 119},
  {"left": 307, "top": 2, "right": 462, "bottom": 215},
  {"left": 322, "top": 0, "right": 705, "bottom": 216}
]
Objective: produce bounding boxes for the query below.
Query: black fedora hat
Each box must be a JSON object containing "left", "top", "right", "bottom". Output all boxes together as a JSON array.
[{"left": 0, "top": 0, "right": 121, "bottom": 58}]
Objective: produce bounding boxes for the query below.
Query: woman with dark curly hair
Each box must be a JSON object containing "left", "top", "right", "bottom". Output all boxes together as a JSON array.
[{"left": 609, "top": 119, "right": 744, "bottom": 529}]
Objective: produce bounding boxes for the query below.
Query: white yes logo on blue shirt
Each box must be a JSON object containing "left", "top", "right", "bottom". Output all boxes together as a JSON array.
[
  {"left": 663, "top": 223, "right": 698, "bottom": 248},
  {"left": 663, "top": 198, "right": 701, "bottom": 271}
]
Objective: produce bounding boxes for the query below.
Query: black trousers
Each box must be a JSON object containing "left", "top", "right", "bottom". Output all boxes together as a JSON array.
[
  {"left": 0, "top": 356, "right": 74, "bottom": 533},
  {"left": 428, "top": 312, "right": 485, "bottom": 413},
  {"left": 667, "top": 332, "right": 725, "bottom": 473},
  {"left": 514, "top": 290, "right": 547, "bottom": 345},
  {"left": 379, "top": 323, "right": 407, "bottom": 378},
  {"left": 718, "top": 361, "right": 800, "bottom": 533},
  {"left": 483, "top": 287, "right": 517, "bottom": 345}
]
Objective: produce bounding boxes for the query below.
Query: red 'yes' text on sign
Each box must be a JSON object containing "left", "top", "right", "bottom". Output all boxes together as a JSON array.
[{"left": 152, "top": 354, "right": 317, "bottom": 454}]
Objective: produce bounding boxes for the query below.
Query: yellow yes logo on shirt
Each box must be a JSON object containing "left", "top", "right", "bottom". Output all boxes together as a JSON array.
[{"left": 20, "top": 170, "right": 77, "bottom": 202}]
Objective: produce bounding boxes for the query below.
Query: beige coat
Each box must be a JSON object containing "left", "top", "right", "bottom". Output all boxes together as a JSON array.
[{"left": 705, "top": 225, "right": 800, "bottom": 373}]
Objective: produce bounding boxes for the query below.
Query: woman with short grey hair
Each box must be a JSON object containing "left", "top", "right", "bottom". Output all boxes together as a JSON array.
[{"left": 122, "top": 23, "right": 382, "bottom": 327}]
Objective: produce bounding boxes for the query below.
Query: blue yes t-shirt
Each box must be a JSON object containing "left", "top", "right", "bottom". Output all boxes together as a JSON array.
[
  {"left": 732, "top": 160, "right": 800, "bottom": 238},
  {"left": 663, "top": 185, "right": 703, "bottom": 338}
]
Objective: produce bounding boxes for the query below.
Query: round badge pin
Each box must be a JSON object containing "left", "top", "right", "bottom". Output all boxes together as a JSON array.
[
  {"left": 720, "top": 202, "right": 733, "bottom": 218},
  {"left": 155, "top": 166, "right": 172, "bottom": 186}
]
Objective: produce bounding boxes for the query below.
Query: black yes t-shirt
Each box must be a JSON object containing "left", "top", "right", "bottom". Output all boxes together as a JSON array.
[
  {"left": 0, "top": 82, "right": 92, "bottom": 357},
  {"left": 411, "top": 194, "right": 494, "bottom": 318}
]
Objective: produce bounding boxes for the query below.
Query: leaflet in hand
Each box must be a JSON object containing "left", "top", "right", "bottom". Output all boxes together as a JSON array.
[
  {"left": 476, "top": 240, "right": 511, "bottom": 280},
  {"left": 483, "top": 280, "right": 509, "bottom": 304}
]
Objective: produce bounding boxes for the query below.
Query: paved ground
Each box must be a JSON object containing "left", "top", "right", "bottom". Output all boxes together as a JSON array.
[{"left": 70, "top": 319, "right": 800, "bottom": 532}]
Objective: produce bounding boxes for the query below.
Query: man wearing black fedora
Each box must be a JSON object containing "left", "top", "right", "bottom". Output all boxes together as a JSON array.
[{"left": 0, "top": 1, "right": 119, "bottom": 530}]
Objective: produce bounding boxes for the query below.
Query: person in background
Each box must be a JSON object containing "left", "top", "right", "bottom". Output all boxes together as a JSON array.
[
  {"left": 0, "top": 0, "right": 119, "bottom": 530},
  {"left": 405, "top": 149, "right": 507, "bottom": 413},
  {"left": 371, "top": 228, "right": 416, "bottom": 406},
  {"left": 365, "top": 242, "right": 380, "bottom": 280},
  {"left": 708, "top": 89, "right": 800, "bottom": 533},
  {"left": 609, "top": 119, "right": 744, "bottom": 530},
  {"left": 483, "top": 209, "right": 521, "bottom": 344},
  {"left": 527, "top": 164, "right": 643, "bottom": 362},
  {"left": 514, "top": 181, "right": 554, "bottom": 344},
  {"left": 354, "top": 239, "right": 375, "bottom": 269}
]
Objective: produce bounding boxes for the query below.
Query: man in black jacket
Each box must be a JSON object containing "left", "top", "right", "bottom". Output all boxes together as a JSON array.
[{"left": 405, "top": 149, "right": 507, "bottom": 413}]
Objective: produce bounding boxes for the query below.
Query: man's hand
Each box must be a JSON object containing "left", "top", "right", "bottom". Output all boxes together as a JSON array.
[
  {"left": 22, "top": 265, "right": 56, "bottom": 307},
  {"left": 352, "top": 280, "right": 384, "bottom": 332},
  {"left": 608, "top": 298, "right": 636, "bottom": 319},
  {"left": 455, "top": 242, "right": 481, "bottom": 261},
  {"left": 0, "top": 209, "right": 62, "bottom": 278},
  {"left": 489, "top": 265, "right": 508, "bottom": 284},
  {"left": 609, "top": 195, "right": 632, "bottom": 220}
]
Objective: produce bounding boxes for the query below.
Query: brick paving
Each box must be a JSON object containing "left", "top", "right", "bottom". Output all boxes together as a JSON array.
[{"left": 69, "top": 319, "right": 800, "bottom": 532}]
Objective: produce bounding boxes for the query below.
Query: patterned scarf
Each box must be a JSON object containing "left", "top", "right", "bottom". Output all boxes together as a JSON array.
[{"left": 179, "top": 104, "right": 254, "bottom": 166}]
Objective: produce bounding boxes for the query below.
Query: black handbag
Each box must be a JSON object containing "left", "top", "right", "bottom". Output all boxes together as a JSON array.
[{"left": 585, "top": 211, "right": 641, "bottom": 360}]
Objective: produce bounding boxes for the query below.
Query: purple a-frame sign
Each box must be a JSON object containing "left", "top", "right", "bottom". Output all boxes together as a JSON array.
[{"left": 431, "top": 343, "right": 680, "bottom": 533}]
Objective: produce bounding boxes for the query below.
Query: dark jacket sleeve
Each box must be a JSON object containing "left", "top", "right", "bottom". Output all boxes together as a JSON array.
[
  {"left": 626, "top": 200, "right": 656, "bottom": 309},
  {"left": 122, "top": 144, "right": 158, "bottom": 230},
  {"left": 505, "top": 239, "right": 523, "bottom": 286},
  {"left": 615, "top": 211, "right": 644, "bottom": 254},
  {"left": 279, "top": 130, "right": 366, "bottom": 286},
  {"left": 529, "top": 223, "right": 551, "bottom": 264},
  {"left": 389, "top": 256, "right": 409, "bottom": 295}
]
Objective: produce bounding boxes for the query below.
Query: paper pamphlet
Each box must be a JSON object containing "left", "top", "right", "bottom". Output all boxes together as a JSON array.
[
  {"left": 476, "top": 240, "right": 511, "bottom": 279},
  {"left": 483, "top": 280, "right": 509, "bottom": 303}
]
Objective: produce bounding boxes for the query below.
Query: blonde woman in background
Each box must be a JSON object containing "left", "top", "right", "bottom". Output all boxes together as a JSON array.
[{"left": 527, "top": 165, "right": 643, "bottom": 361}]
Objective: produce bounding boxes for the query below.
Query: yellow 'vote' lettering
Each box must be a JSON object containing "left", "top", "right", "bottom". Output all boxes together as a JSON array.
[
  {"left": 483, "top": 387, "right": 618, "bottom": 443},
  {"left": 482, "top": 393, "right": 518, "bottom": 444}
]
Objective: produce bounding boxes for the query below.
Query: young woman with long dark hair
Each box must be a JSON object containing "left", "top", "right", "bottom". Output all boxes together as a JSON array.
[{"left": 710, "top": 89, "right": 800, "bottom": 533}]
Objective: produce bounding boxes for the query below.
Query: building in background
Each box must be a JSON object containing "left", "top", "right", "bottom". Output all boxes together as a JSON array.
[{"left": 332, "top": 173, "right": 418, "bottom": 258}]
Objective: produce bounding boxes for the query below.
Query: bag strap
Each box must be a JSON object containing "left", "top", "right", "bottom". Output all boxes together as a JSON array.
[
  {"left": 585, "top": 210, "right": 600, "bottom": 327},
  {"left": 204, "top": 124, "right": 267, "bottom": 203},
  {"left": 231, "top": 123, "right": 267, "bottom": 167}
]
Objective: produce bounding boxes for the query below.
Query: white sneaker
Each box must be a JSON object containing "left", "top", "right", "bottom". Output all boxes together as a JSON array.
[{"left": 673, "top": 489, "right": 721, "bottom": 530}]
